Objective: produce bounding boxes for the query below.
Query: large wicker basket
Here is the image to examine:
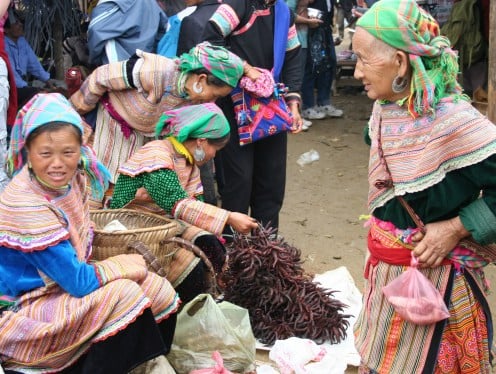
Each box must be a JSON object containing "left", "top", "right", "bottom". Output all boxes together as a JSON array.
[{"left": 90, "top": 209, "right": 179, "bottom": 275}]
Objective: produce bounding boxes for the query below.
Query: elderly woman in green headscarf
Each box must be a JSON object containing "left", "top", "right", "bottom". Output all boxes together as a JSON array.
[
  {"left": 70, "top": 42, "right": 245, "bottom": 207},
  {"left": 110, "top": 103, "right": 258, "bottom": 303},
  {"left": 352, "top": 1, "right": 496, "bottom": 373}
]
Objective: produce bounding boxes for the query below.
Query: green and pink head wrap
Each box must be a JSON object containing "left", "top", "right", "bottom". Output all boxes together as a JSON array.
[
  {"left": 155, "top": 102, "right": 229, "bottom": 142},
  {"left": 356, "top": 0, "right": 464, "bottom": 117},
  {"left": 7, "top": 93, "right": 110, "bottom": 199},
  {"left": 179, "top": 41, "right": 244, "bottom": 88}
]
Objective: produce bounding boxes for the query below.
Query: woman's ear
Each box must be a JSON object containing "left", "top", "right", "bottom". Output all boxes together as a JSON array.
[
  {"left": 198, "top": 73, "right": 208, "bottom": 85},
  {"left": 395, "top": 50, "right": 410, "bottom": 78}
]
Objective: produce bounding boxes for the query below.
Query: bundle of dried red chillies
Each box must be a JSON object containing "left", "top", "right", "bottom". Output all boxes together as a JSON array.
[{"left": 220, "top": 225, "right": 351, "bottom": 345}]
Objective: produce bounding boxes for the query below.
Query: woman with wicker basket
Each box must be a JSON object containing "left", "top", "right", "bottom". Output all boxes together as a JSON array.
[
  {"left": 0, "top": 93, "right": 180, "bottom": 373},
  {"left": 110, "top": 103, "right": 258, "bottom": 303},
  {"left": 70, "top": 41, "right": 245, "bottom": 208}
]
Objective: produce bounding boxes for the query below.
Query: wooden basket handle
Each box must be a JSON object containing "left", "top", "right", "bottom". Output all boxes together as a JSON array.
[
  {"left": 161, "top": 237, "right": 218, "bottom": 295},
  {"left": 128, "top": 240, "right": 166, "bottom": 277}
]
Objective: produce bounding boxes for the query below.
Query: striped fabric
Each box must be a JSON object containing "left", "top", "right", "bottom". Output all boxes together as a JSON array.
[
  {"left": 0, "top": 167, "right": 90, "bottom": 256},
  {"left": 355, "top": 260, "right": 450, "bottom": 373},
  {"left": 355, "top": 219, "right": 492, "bottom": 373},
  {"left": 155, "top": 102, "right": 229, "bottom": 142},
  {"left": 0, "top": 274, "right": 179, "bottom": 373},
  {"left": 368, "top": 98, "right": 496, "bottom": 212},
  {"left": 92, "top": 105, "right": 147, "bottom": 184},
  {"left": 173, "top": 198, "right": 230, "bottom": 237},
  {"left": 114, "top": 138, "right": 228, "bottom": 285},
  {"left": 210, "top": 4, "right": 241, "bottom": 38},
  {"left": 178, "top": 42, "right": 244, "bottom": 88},
  {"left": 436, "top": 276, "right": 491, "bottom": 373},
  {"left": 355, "top": 262, "right": 490, "bottom": 373},
  {"left": 211, "top": 3, "right": 300, "bottom": 52},
  {"left": 117, "top": 139, "right": 229, "bottom": 237},
  {"left": 71, "top": 55, "right": 189, "bottom": 183},
  {"left": 165, "top": 247, "right": 201, "bottom": 287},
  {"left": 0, "top": 167, "right": 179, "bottom": 373},
  {"left": 118, "top": 139, "right": 203, "bottom": 197},
  {"left": 286, "top": 24, "right": 300, "bottom": 51}
]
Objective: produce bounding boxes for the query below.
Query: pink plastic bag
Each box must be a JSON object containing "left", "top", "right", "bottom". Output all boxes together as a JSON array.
[
  {"left": 189, "top": 351, "right": 234, "bottom": 374},
  {"left": 382, "top": 253, "right": 450, "bottom": 325}
]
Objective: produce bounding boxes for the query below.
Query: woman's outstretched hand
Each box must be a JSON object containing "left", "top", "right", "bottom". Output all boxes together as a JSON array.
[
  {"left": 227, "top": 212, "right": 258, "bottom": 234},
  {"left": 411, "top": 217, "right": 470, "bottom": 268}
]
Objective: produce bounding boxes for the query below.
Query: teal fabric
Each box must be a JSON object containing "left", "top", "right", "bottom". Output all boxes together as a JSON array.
[
  {"left": 285, "top": 0, "right": 308, "bottom": 48},
  {"left": 460, "top": 198, "right": 496, "bottom": 245},
  {"left": 373, "top": 154, "right": 496, "bottom": 245},
  {"left": 155, "top": 102, "right": 229, "bottom": 142}
]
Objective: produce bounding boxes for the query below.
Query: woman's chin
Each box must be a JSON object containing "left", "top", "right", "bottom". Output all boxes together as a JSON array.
[
  {"left": 365, "top": 90, "right": 377, "bottom": 101},
  {"left": 44, "top": 174, "right": 71, "bottom": 188}
]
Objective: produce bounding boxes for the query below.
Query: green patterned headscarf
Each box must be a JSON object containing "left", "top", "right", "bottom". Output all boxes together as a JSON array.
[
  {"left": 179, "top": 42, "right": 244, "bottom": 88},
  {"left": 155, "top": 102, "right": 229, "bottom": 142},
  {"left": 356, "top": 0, "right": 464, "bottom": 117}
]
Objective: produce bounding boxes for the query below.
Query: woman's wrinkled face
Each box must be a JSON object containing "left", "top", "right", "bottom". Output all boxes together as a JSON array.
[
  {"left": 352, "top": 28, "right": 400, "bottom": 101},
  {"left": 27, "top": 126, "right": 81, "bottom": 188}
]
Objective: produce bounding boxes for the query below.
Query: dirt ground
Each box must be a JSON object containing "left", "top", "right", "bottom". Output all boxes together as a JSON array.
[
  {"left": 262, "top": 79, "right": 496, "bottom": 372},
  {"left": 279, "top": 86, "right": 372, "bottom": 284}
]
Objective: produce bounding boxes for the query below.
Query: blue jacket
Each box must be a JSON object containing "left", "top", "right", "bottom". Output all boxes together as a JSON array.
[
  {"left": 0, "top": 240, "right": 100, "bottom": 298},
  {"left": 88, "top": 0, "right": 168, "bottom": 65},
  {"left": 4, "top": 36, "right": 50, "bottom": 88}
]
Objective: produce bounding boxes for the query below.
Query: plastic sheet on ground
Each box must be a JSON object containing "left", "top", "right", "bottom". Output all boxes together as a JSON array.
[{"left": 256, "top": 266, "right": 362, "bottom": 373}]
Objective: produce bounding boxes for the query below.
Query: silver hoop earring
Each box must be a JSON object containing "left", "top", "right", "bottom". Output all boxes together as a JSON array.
[
  {"left": 392, "top": 75, "right": 408, "bottom": 93},
  {"left": 193, "top": 146, "right": 205, "bottom": 162},
  {"left": 193, "top": 82, "right": 203, "bottom": 94}
]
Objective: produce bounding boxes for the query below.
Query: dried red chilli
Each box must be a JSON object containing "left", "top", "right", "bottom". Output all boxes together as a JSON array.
[{"left": 219, "top": 225, "right": 351, "bottom": 345}]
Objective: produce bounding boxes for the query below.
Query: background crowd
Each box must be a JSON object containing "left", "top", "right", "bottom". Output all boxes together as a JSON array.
[{"left": 0, "top": 0, "right": 494, "bottom": 373}]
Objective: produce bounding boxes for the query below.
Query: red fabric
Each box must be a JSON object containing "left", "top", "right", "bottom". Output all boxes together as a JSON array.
[
  {"left": 365, "top": 229, "right": 450, "bottom": 278},
  {"left": 0, "top": 33, "right": 18, "bottom": 126},
  {"left": 367, "top": 230, "right": 412, "bottom": 267},
  {"left": 100, "top": 94, "right": 133, "bottom": 139}
]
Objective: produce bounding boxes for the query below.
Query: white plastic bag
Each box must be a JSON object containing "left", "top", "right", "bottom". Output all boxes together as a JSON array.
[
  {"left": 167, "top": 294, "right": 256, "bottom": 373},
  {"left": 269, "top": 337, "right": 347, "bottom": 374}
]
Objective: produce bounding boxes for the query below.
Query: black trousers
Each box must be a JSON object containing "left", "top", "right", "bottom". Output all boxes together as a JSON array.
[
  {"left": 64, "top": 308, "right": 177, "bottom": 374},
  {"left": 216, "top": 97, "right": 287, "bottom": 232}
]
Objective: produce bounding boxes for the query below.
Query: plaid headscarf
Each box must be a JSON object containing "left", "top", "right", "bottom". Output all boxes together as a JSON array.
[
  {"left": 356, "top": 0, "right": 464, "bottom": 117},
  {"left": 179, "top": 42, "right": 244, "bottom": 88},
  {"left": 7, "top": 93, "right": 110, "bottom": 199},
  {"left": 155, "top": 102, "right": 229, "bottom": 143}
]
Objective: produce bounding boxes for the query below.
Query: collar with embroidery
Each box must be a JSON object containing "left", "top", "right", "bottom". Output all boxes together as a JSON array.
[{"left": 168, "top": 136, "right": 193, "bottom": 164}]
